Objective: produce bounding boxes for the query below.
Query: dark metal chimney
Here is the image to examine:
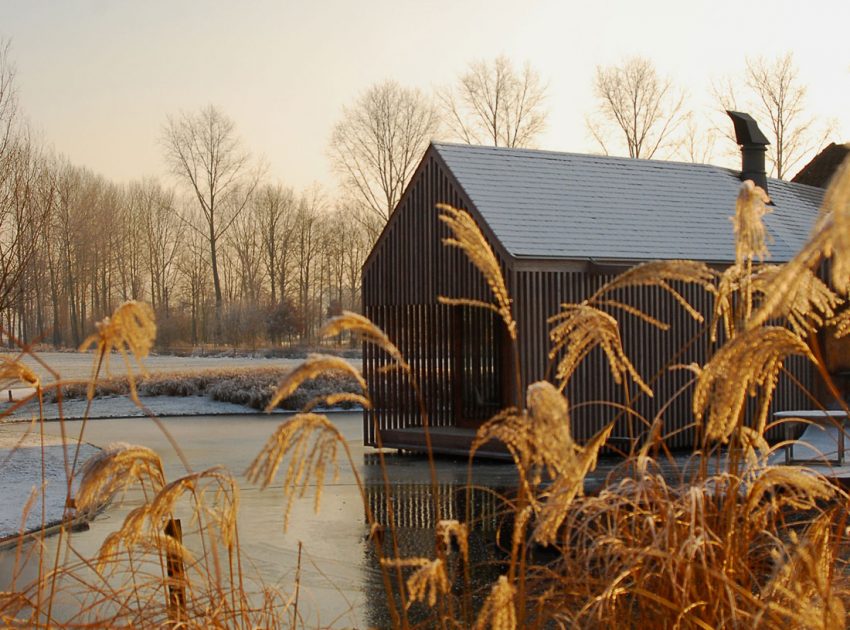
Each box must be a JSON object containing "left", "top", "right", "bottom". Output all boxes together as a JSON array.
[{"left": 726, "top": 111, "right": 770, "bottom": 193}]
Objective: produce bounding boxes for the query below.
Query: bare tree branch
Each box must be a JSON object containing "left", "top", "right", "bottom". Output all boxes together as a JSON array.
[
  {"left": 329, "top": 81, "right": 439, "bottom": 228},
  {"left": 161, "top": 105, "right": 259, "bottom": 331},
  {"left": 439, "top": 56, "right": 548, "bottom": 148},
  {"left": 587, "top": 57, "right": 688, "bottom": 159}
]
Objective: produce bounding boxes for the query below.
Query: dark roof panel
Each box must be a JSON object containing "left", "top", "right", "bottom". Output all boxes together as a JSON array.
[
  {"left": 434, "top": 143, "right": 823, "bottom": 263},
  {"left": 792, "top": 143, "right": 850, "bottom": 188}
]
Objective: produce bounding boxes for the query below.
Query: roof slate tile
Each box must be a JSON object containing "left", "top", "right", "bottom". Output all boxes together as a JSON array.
[{"left": 434, "top": 143, "right": 823, "bottom": 262}]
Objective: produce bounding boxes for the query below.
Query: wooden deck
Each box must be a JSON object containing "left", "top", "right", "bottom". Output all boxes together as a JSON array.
[{"left": 379, "top": 426, "right": 512, "bottom": 460}]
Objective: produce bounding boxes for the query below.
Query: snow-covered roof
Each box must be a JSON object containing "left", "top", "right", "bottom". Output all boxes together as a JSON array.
[{"left": 433, "top": 143, "right": 824, "bottom": 263}]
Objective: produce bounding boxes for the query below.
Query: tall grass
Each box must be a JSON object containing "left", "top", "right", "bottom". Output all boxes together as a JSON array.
[{"left": 2, "top": 157, "right": 850, "bottom": 627}]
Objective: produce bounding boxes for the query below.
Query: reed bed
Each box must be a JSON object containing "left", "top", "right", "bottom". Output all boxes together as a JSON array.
[
  {"left": 2, "top": 157, "right": 850, "bottom": 628},
  {"left": 45, "top": 365, "right": 362, "bottom": 411}
]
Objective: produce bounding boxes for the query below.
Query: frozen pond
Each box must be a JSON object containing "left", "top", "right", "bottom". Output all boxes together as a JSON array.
[{"left": 0, "top": 413, "right": 519, "bottom": 627}]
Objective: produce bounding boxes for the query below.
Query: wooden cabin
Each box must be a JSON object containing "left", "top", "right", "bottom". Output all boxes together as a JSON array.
[{"left": 362, "top": 127, "right": 827, "bottom": 456}]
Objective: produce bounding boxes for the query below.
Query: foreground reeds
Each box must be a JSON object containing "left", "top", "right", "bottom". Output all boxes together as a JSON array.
[{"left": 2, "top": 158, "right": 850, "bottom": 628}]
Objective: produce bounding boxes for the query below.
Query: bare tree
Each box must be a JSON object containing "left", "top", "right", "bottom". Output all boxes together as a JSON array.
[
  {"left": 588, "top": 57, "right": 687, "bottom": 159},
  {"left": 439, "top": 55, "right": 548, "bottom": 148},
  {"left": 0, "top": 39, "right": 17, "bottom": 160},
  {"left": 744, "top": 53, "right": 827, "bottom": 179},
  {"left": 131, "top": 178, "right": 181, "bottom": 313},
  {"left": 329, "top": 81, "right": 439, "bottom": 228},
  {"left": 680, "top": 115, "right": 717, "bottom": 164},
  {"left": 253, "top": 184, "right": 296, "bottom": 306},
  {"left": 711, "top": 54, "right": 832, "bottom": 178},
  {"left": 161, "top": 105, "right": 259, "bottom": 331},
  {"left": 293, "top": 187, "right": 324, "bottom": 340}
]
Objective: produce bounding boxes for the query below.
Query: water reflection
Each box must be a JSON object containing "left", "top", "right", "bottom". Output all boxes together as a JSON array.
[{"left": 361, "top": 457, "right": 511, "bottom": 628}]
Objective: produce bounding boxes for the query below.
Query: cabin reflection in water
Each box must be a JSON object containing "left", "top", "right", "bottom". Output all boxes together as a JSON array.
[{"left": 361, "top": 457, "right": 509, "bottom": 626}]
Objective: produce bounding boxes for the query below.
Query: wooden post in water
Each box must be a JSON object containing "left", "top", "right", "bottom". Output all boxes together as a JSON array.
[{"left": 164, "top": 518, "right": 186, "bottom": 622}]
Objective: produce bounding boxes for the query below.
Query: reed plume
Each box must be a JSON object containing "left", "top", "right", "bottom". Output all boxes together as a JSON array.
[
  {"left": 0, "top": 355, "right": 40, "bottom": 390},
  {"left": 474, "top": 575, "right": 516, "bottom": 630},
  {"left": 694, "top": 326, "right": 815, "bottom": 441},
  {"left": 820, "top": 155, "right": 850, "bottom": 295},
  {"left": 96, "top": 467, "right": 238, "bottom": 569},
  {"left": 264, "top": 354, "right": 367, "bottom": 411},
  {"left": 381, "top": 558, "right": 450, "bottom": 608},
  {"left": 79, "top": 300, "right": 156, "bottom": 401},
  {"left": 532, "top": 421, "right": 614, "bottom": 546},
  {"left": 436, "top": 519, "right": 469, "bottom": 562},
  {"left": 437, "top": 204, "right": 517, "bottom": 340},
  {"left": 830, "top": 309, "right": 850, "bottom": 338},
  {"left": 246, "top": 413, "right": 342, "bottom": 530},
  {"left": 762, "top": 515, "right": 846, "bottom": 630},
  {"left": 590, "top": 259, "right": 715, "bottom": 326},
  {"left": 321, "top": 311, "right": 410, "bottom": 372},
  {"left": 750, "top": 156, "right": 850, "bottom": 330},
  {"left": 733, "top": 180, "right": 772, "bottom": 263},
  {"left": 714, "top": 264, "right": 842, "bottom": 340},
  {"left": 75, "top": 442, "right": 166, "bottom": 514},
  {"left": 549, "top": 303, "right": 652, "bottom": 396}
]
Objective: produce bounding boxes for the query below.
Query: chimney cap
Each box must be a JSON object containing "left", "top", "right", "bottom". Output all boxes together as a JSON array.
[{"left": 726, "top": 111, "right": 770, "bottom": 146}]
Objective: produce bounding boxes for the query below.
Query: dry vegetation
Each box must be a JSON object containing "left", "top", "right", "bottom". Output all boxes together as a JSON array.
[
  {"left": 46, "top": 366, "right": 363, "bottom": 411},
  {"left": 2, "top": 159, "right": 850, "bottom": 628}
]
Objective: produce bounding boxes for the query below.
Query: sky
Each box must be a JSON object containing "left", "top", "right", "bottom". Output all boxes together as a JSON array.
[{"left": 2, "top": 0, "right": 849, "bottom": 192}]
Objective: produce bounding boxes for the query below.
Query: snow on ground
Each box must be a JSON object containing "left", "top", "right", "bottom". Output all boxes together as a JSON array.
[
  {"left": 0, "top": 425, "right": 97, "bottom": 539},
  {"left": 5, "top": 350, "right": 360, "bottom": 384},
  {"left": 0, "top": 351, "right": 362, "bottom": 539},
  {"left": 1, "top": 393, "right": 270, "bottom": 421}
]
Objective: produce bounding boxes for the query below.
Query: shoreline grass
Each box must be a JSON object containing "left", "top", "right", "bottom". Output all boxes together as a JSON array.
[{"left": 46, "top": 366, "right": 363, "bottom": 411}]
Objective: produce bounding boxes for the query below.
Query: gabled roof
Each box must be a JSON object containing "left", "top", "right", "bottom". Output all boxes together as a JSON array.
[
  {"left": 433, "top": 143, "right": 824, "bottom": 263},
  {"left": 792, "top": 142, "right": 850, "bottom": 188}
]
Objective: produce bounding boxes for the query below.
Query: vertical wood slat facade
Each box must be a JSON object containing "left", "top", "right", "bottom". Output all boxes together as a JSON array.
[{"left": 362, "top": 149, "right": 814, "bottom": 451}]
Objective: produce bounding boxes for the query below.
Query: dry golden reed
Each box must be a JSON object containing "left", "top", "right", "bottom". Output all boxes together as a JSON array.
[
  {"left": 75, "top": 442, "right": 166, "bottom": 514},
  {"left": 474, "top": 575, "right": 516, "bottom": 630},
  {"left": 246, "top": 412, "right": 342, "bottom": 530},
  {"left": 381, "top": 557, "right": 450, "bottom": 608},
  {"left": 761, "top": 517, "right": 846, "bottom": 630},
  {"left": 750, "top": 156, "right": 850, "bottom": 331},
  {"left": 694, "top": 326, "right": 816, "bottom": 441},
  {"left": 96, "top": 467, "right": 239, "bottom": 569},
  {"left": 532, "top": 421, "right": 614, "bottom": 546},
  {"left": 734, "top": 180, "right": 772, "bottom": 264},
  {"left": 302, "top": 391, "right": 372, "bottom": 412},
  {"left": 589, "top": 259, "right": 715, "bottom": 325},
  {"left": 819, "top": 156, "right": 850, "bottom": 294},
  {"left": 436, "top": 519, "right": 469, "bottom": 562},
  {"left": 264, "top": 353, "right": 367, "bottom": 411},
  {"left": 713, "top": 263, "right": 843, "bottom": 341},
  {"left": 321, "top": 311, "right": 410, "bottom": 372},
  {"left": 549, "top": 303, "right": 652, "bottom": 396},
  {"left": 79, "top": 300, "right": 156, "bottom": 401},
  {"left": 0, "top": 355, "right": 40, "bottom": 389},
  {"left": 437, "top": 203, "right": 517, "bottom": 340},
  {"left": 830, "top": 308, "right": 850, "bottom": 338}
]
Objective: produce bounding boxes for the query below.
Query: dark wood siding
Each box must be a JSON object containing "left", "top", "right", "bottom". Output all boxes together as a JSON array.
[
  {"left": 513, "top": 270, "right": 812, "bottom": 449},
  {"left": 362, "top": 156, "right": 501, "bottom": 445},
  {"left": 362, "top": 148, "right": 815, "bottom": 451}
]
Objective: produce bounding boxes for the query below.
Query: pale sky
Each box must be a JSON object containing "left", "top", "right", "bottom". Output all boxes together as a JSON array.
[{"left": 3, "top": 0, "right": 849, "bottom": 191}]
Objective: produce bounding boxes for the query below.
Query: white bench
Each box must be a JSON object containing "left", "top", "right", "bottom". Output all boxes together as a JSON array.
[{"left": 774, "top": 410, "right": 849, "bottom": 465}]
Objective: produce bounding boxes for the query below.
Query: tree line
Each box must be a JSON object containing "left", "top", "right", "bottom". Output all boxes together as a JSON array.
[{"left": 0, "top": 40, "right": 833, "bottom": 350}]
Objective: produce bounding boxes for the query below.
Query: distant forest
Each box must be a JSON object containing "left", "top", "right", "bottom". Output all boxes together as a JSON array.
[{"left": 0, "top": 39, "right": 827, "bottom": 350}]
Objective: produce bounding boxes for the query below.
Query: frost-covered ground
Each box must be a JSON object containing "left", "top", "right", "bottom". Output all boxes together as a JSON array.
[
  {"left": 6, "top": 350, "right": 360, "bottom": 384},
  {"left": 0, "top": 351, "right": 362, "bottom": 539},
  {"left": 2, "top": 393, "right": 271, "bottom": 421},
  {"left": 0, "top": 426, "right": 97, "bottom": 539}
]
